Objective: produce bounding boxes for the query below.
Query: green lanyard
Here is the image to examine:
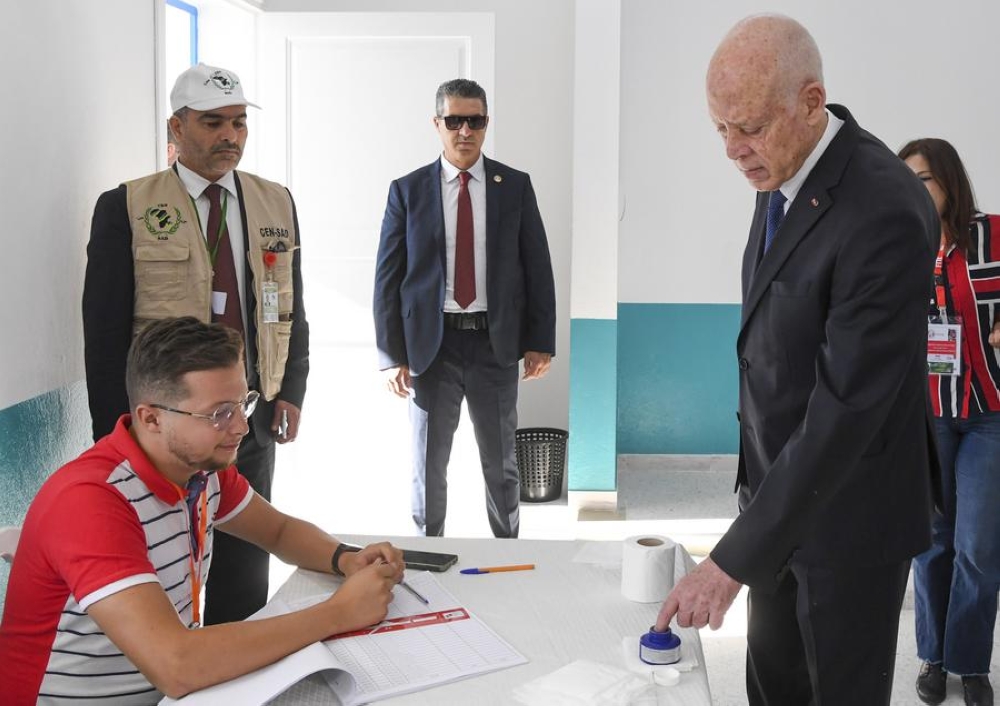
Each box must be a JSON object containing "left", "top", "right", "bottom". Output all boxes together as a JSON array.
[{"left": 190, "top": 189, "right": 230, "bottom": 267}]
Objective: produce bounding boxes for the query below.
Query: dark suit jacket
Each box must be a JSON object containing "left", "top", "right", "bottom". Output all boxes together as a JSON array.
[
  {"left": 373, "top": 156, "right": 556, "bottom": 376},
  {"left": 83, "top": 171, "right": 309, "bottom": 446},
  {"left": 711, "top": 105, "right": 941, "bottom": 592}
]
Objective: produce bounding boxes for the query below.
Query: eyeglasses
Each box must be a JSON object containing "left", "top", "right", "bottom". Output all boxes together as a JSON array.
[
  {"left": 151, "top": 391, "right": 260, "bottom": 431},
  {"left": 438, "top": 114, "right": 488, "bottom": 131}
]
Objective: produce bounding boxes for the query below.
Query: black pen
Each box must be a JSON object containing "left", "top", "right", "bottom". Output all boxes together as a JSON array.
[
  {"left": 399, "top": 579, "right": 430, "bottom": 605},
  {"left": 374, "top": 557, "right": 430, "bottom": 604}
]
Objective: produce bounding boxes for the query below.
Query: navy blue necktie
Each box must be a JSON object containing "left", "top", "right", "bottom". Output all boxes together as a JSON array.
[
  {"left": 185, "top": 472, "right": 209, "bottom": 555},
  {"left": 763, "top": 190, "right": 787, "bottom": 254}
]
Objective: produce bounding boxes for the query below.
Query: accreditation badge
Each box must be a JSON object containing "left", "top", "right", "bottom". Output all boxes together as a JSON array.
[
  {"left": 927, "top": 315, "right": 962, "bottom": 376},
  {"left": 261, "top": 280, "right": 279, "bottom": 323},
  {"left": 261, "top": 249, "right": 280, "bottom": 323}
]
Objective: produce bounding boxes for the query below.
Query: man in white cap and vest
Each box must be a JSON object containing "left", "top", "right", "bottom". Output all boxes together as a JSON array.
[{"left": 83, "top": 63, "right": 310, "bottom": 624}]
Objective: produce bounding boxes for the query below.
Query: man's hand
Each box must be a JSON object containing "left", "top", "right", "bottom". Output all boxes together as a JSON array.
[
  {"left": 522, "top": 351, "right": 551, "bottom": 381},
  {"left": 386, "top": 366, "right": 412, "bottom": 398},
  {"left": 271, "top": 400, "right": 301, "bottom": 444},
  {"left": 655, "top": 557, "right": 742, "bottom": 631},
  {"left": 989, "top": 321, "right": 1000, "bottom": 349},
  {"left": 340, "top": 542, "right": 405, "bottom": 583},
  {"left": 326, "top": 562, "right": 399, "bottom": 633}
]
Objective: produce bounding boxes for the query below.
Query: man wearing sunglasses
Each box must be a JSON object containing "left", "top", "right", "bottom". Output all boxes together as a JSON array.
[
  {"left": 83, "top": 63, "right": 310, "bottom": 625},
  {"left": 0, "top": 317, "right": 401, "bottom": 704},
  {"left": 374, "top": 78, "right": 556, "bottom": 538}
]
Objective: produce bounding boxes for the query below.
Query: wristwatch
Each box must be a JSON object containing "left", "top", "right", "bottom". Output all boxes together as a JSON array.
[{"left": 331, "top": 543, "right": 362, "bottom": 576}]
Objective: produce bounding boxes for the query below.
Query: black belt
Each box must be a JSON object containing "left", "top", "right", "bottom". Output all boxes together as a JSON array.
[{"left": 444, "top": 311, "right": 488, "bottom": 331}]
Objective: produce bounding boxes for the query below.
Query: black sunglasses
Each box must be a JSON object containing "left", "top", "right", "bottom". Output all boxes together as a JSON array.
[{"left": 438, "top": 114, "right": 488, "bottom": 131}]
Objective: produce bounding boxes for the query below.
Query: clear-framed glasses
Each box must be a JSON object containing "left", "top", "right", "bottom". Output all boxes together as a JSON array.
[
  {"left": 151, "top": 390, "right": 260, "bottom": 431},
  {"left": 438, "top": 114, "right": 488, "bottom": 131}
]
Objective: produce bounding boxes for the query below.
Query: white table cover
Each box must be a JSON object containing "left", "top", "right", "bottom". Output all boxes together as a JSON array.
[{"left": 268, "top": 535, "right": 712, "bottom": 706}]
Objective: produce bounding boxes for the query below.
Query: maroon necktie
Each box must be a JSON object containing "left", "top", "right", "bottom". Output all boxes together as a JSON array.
[
  {"left": 204, "top": 184, "right": 243, "bottom": 334},
  {"left": 454, "top": 171, "right": 476, "bottom": 309}
]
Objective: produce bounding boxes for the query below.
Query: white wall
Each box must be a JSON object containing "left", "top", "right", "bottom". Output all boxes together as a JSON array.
[
  {"left": 0, "top": 1, "right": 157, "bottom": 408},
  {"left": 260, "top": 0, "right": 575, "bottom": 429},
  {"left": 619, "top": 0, "right": 1000, "bottom": 304},
  {"left": 571, "top": 0, "right": 620, "bottom": 321},
  {"left": 197, "top": 0, "right": 262, "bottom": 172}
]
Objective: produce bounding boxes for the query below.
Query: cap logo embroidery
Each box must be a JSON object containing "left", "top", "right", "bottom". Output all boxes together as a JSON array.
[
  {"left": 138, "top": 204, "right": 186, "bottom": 240},
  {"left": 206, "top": 70, "right": 239, "bottom": 95}
]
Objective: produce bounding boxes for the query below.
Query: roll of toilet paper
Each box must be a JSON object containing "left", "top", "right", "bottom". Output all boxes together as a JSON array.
[{"left": 621, "top": 535, "right": 676, "bottom": 603}]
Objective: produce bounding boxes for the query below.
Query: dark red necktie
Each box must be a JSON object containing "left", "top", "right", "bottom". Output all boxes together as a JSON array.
[
  {"left": 204, "top": 184, "right": 243, "bottom": 334},
  {"left": 454, "top": 171, "right": 476, "bottom": 309}
]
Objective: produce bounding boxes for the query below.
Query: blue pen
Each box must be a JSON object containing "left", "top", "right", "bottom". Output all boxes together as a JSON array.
[{"left": 460, "top": 564, "right": 535, "bottom": 575}]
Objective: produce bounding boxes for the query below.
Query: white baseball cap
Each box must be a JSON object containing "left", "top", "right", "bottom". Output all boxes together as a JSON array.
[{"left": 170, "top": 63, "right": 260, "bottom": 113}]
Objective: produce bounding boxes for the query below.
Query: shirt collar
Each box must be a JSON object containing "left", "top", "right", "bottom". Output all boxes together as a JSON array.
[
  {"left": 440, "top": 153, "right": 485, "bottom": 183},
  {"left": 778, "top": 108, "right": 844, "bottom": 205},
  {"left": 105, "top": 415, "right": 225, "bottom": 505},
  {"left": 175, "top": 160, "right": 238, "bottom": 201},
  {"left": 105, "top": 415, "right": 182, "bottom": 504}
]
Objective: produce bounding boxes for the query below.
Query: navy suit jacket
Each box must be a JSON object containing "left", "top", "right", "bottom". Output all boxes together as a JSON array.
[
  {"left": 710, "top": 105, "right": 941, "bottom": 592},
  {"left": 374, "top": 157, "right": 556, "bottom": 376}
]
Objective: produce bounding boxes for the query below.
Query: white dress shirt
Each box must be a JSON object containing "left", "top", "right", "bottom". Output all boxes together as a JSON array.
[
  {"left": 175, "top": 161, "right": 247, "bottom": 332},
  {"left": 440, "top": 154, "right": 488, "bottom": 313},
  {"left": 776, "top": 109, "right": 845, "bottom": 212}
]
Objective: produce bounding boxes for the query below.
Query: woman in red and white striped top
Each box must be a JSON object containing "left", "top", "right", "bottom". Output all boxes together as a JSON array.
[{"left": 900, "top": 137, "right": 1000, "bottom": 706}]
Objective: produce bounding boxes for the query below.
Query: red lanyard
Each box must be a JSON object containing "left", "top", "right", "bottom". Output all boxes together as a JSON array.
[
  {"left": 172, "top": 480, "right": 209, "bottom": 628},
  {"left": 934, "top": 244, "right": 949, "bottom": 317}
]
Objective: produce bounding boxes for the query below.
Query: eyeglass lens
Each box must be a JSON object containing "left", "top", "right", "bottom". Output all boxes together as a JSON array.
[
  {"left": 212, "top": 392, "right": 259, "bottom": 429},
  {"left": 442, "top": 115, "right": 487, "bottom": 130}
]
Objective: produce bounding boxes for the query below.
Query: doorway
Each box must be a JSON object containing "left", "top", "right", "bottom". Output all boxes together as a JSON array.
[{"left": 253, "top": 13, "right": 498, "bottom": 550}]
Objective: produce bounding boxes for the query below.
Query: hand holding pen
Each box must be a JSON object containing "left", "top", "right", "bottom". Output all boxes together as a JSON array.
[
  {"left": 338, "top": 542, "right": 405, "bottom": 582},
  {"left": 368, "top": 556, "right": 429, "bottom": 605}
]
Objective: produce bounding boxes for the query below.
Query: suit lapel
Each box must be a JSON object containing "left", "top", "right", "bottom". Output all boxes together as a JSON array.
[
  {"left": 427, "top": 159, "right": 447, "bottom": 274},
  {"left": 484, "top": 157, "right": 501, "bottom": 273},
  {"left": 739, "top": 105, "right": 860, "bottom": 335},
  {"left": 743, "top": 191, "right": 769, "bottom": 302}
]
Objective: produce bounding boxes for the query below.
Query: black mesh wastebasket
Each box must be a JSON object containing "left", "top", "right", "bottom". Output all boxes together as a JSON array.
[{"left": 516, "top": 428, "right": 568, "bottom": 503}]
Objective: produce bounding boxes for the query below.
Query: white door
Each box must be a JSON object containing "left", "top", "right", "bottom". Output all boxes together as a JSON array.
[{"left": 256, "top": 13, "right": 497, "bottom": 539}]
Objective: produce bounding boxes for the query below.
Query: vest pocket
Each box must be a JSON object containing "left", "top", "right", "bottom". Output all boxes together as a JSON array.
[
  {"left": 135, "top": 243, "right": 190, "bottom": 301},
  {"left": 260, "top": 320, "right": 292, "bottom": 400}
]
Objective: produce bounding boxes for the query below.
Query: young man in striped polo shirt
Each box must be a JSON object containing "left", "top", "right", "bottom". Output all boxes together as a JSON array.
[{"left": 0, "top": 317, "right": 403, "bottom": 705}]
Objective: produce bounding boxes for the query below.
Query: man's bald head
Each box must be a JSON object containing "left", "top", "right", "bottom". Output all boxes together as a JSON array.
[
  {"left": 709, "top": 15, "right": 823, "bottom": 108},
  {"left": 706, "top": 14, "right": 829, "bottom": 191}
]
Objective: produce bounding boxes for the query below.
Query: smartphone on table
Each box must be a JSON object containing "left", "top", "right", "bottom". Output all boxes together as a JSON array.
[{"left": 402, "top": 549, "right": 458, "bottom": 572}]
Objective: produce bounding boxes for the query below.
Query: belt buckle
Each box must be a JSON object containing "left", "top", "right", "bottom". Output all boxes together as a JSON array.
[{"left": 446, "top": 311, "right": 485, "bottom": 330}]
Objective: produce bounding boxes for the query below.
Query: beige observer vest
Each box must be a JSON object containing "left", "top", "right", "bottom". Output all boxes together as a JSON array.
[{"left": 126, "top": 169, "right": 297, "bottom": 400}]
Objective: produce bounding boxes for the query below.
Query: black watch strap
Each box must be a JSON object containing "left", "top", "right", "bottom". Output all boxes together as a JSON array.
[{"left": 331, "top": 543, "right": 362, "bottom": 576}]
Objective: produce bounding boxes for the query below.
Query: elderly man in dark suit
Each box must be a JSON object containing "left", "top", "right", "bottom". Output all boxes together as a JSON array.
[
  {"left": 374, "top": 78, "right": 556, "bottom": 539},
  {"left": 655, "top": 15, "right": 940, "bottom": 705}
]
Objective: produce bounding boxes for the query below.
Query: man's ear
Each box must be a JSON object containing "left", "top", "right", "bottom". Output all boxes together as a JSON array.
[
  {"left": 168, "top": 114, "right": 184, "bottom": 143},
  {"left": 133, "top": 404, "right": 162, "bottom": 434},
  {"left": 801, "top": 81, "right": 827, "bottom": 124}
]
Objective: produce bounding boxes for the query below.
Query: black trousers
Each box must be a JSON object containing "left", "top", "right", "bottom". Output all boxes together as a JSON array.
[
  {"left": 409, "top": 327, "right": 520, "bottom": 538},
  {"left": 746, "top": 557, "right": 910, "bottom": 706},
  {"left": 204, "top": 423, "right": 275, "bottom": 625}
]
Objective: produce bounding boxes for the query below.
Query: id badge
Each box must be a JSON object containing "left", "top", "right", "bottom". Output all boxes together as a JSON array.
[
  {"left": 928, "top": 315, "right": 962, "bottom": 376},
  {"left": 211, "top": 291, "right": 227, "bottom": 316},
  {"left": 261, "top": 280, "right": 279, "bottom": 323}
]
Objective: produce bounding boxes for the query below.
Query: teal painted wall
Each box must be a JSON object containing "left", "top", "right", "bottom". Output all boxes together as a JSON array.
[
  {"left": 568, "top": 318, "right": 617, "bottom": 491},
  {"left": 617, "top": 303, "right": 741, "bottom": 454},
  {"left": 0, "top": 382, "right": 92, "bottom": 606}
]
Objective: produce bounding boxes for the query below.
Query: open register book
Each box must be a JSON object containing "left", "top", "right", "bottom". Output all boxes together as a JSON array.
[{"left": 159, "top": 572, "right": 526, "bottom": 705}]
